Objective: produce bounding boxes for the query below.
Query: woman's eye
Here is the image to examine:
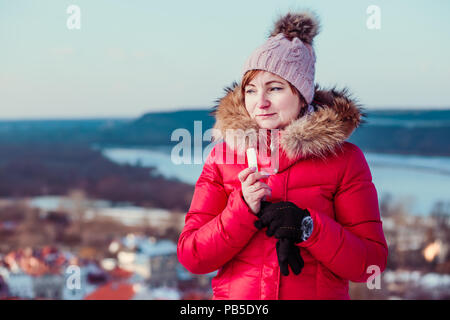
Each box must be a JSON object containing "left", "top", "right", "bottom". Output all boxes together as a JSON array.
[
  {"left": 270, "top": 87, "right": 283, "bottom": 91},
  {"left": 245, "top": 89, "right": 255, "bottom": 94}
]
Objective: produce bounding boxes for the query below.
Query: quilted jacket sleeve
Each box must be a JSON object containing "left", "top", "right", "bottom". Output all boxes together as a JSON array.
[
  {"left": 177, "top": 145, "right": 259, "bottom": 274},
  {"left": 299, "top": 143, "right": 388, "bottom": 283}
]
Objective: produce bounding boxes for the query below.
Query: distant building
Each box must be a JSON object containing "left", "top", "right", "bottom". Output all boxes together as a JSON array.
[
  {"left": 0, "top": 275, "right": 9, "bottom": 299},
  {"left": 63, "top": 282, "right": 85, "bottom": 300},
  {"left": 33, "top": 274, "right": 64, "bottom": 300},
  {"left": 176, "top": 263, "right": 216, "bottom": 294},
  {"left": 5, "top": 272, "right": 34, "bottom": 299},
  {"left": 87, "top": 206, "right": 185, "bottom": 231},
  {"left": 140, "top": 239, "right": 178, "bottom": 287},
  {"left": 149, "top": 254, "right": 178, "bottom": 288},
  {"left": 120, "top": 236, "right": 178, "bottom": 287},
  {"left": 6, "top": 272, "right": 65, "bottom": 300},
  {"left": 62, "top": 263, "right": 107, "bottom": 300}
]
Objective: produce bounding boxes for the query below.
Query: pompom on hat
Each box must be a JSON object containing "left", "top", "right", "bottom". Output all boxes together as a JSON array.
[{"left": 242, "top": 12, "right": 320, "bottom": 104}]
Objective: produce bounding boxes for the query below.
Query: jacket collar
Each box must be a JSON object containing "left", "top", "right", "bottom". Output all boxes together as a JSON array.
[{"left": 211, "top": 82, "right": 364, "bottom": 167}]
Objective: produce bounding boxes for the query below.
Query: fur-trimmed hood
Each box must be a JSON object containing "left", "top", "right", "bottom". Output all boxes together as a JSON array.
[{"left": 211, "top": 82, "right": 365, "bottom": 162}]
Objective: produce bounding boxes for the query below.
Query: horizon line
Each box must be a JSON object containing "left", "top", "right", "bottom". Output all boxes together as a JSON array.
[{"left": 1, "top": 106, "right": 450, "bottom": 121}]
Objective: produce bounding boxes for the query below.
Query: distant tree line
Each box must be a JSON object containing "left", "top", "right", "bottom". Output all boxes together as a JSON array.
[
  {"left": 0, "top": 142, "right": 193, "bottom": 211},
  {"left": 1, "top": 109, "right": 449, "bottom": 155},
  {"left": 349, "top": 125, "right": 450, "bottom": 156}
]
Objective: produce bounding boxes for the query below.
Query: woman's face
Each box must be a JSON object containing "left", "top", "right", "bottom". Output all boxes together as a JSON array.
[{"left": 244, "top": 71, "right": 302, "bottom": 130}]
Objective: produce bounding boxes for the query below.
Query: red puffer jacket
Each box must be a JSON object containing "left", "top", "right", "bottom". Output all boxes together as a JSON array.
[{"left": 177, "top": 84, "right": 388, "bottom": 300}]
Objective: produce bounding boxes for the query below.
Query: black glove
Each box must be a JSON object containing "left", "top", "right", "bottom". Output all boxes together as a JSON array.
[
  {"left": 276, "top": 238, "right": 304, "bottom": 276},
  {"left": 256, "top": 200, "right": 271, "bottom": 219},
  {"left": 254, "top": 201, "right": 311, "bottom": 243},
  {"left": 256, "top": 201, "right": 308, "bottom": 276}
]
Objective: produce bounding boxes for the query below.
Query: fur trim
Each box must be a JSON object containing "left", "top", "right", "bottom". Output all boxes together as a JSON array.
[
  {"left": 211, "top": 83, "right": 364, "bottom": 160},
  {"left": 210, "top": 83, "right": 262, "bottom": 154},
  {"left": 270, "top": 12, "right": 320, "bottom": 44}
]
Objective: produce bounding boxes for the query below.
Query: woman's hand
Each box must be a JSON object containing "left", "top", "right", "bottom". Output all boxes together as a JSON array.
[
  {"left": 238, "top": 167, "right": 272, "bottom": 214},
  {"left": 254, "top": 201, "right": 312, "bottom": 243}
]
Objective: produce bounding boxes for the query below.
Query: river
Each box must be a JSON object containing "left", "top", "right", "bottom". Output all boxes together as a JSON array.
[{"left": 101, "top": 146, "right": 450, "bottom": 216}]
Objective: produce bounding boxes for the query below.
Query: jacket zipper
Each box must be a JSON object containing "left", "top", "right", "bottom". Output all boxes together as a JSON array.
[
  {"left": 276, "top": 167, "right": 290, "bottom": 300},
  {"left": 266, "top": 129, "right": 281, "bottom": 300}
]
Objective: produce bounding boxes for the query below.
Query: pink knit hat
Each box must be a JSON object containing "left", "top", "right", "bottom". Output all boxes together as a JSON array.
[{"left": 242, "top": 12, "right": 320, "bottom": 104}]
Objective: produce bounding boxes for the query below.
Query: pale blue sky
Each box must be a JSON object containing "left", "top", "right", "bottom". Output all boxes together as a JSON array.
[{"left": 1, "top": 0, "right": 449, "bottom": 119}]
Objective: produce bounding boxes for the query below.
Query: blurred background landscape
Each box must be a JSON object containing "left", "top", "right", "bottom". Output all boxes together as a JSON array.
[
  {"left": 1, "top": 110, "right": 449, "bottom": 300},
  {"left": 1, "top": 0, "right": 450, "bottom": 300}
]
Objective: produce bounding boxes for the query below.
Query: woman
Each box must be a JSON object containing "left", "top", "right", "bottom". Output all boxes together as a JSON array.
[{"left": 177, "top": 11, "right": 388, "bottom": 300}]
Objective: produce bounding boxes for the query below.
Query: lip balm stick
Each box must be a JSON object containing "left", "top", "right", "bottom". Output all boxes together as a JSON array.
[{"left": 246, "top": 148, "right": 258, "bottom": 172}]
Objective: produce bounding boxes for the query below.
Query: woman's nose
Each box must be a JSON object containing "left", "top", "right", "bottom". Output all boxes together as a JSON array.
[{"left": 257, "top": 93, "right": 271, "bottom": 109}]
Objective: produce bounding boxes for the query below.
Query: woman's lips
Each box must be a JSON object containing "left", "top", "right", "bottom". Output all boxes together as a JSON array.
[{"left": 257, "top": 113, "right": 276, "bottom": 118}]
